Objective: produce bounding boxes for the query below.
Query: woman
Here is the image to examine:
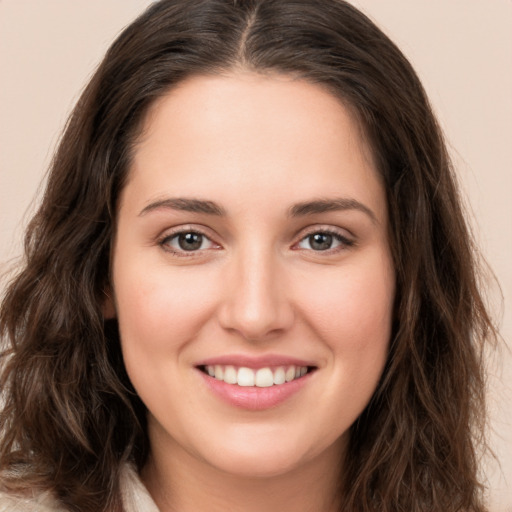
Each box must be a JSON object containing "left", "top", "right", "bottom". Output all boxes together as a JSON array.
[{"left": 0, "top": 0, "right": 496, "bottom": 511}]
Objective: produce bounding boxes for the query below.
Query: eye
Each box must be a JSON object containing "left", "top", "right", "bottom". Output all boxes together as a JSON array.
[
  {"left": 296, "top": 231, "right": 353, "bottom": 252},
  {"left": 160, "top": 231, "right": 217, "bottom": 253}
]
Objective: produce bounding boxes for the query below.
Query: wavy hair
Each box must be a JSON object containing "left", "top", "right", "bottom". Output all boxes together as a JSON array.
[{"left": 0, "top": 1, "right": 496, "bottom": 510}]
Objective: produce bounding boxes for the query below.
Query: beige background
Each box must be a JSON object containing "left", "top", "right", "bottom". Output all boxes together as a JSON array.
[{"left": 0, "top": 1, "right": 510, "bottom": 510}]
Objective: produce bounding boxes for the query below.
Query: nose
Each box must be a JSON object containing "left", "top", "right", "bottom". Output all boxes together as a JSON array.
[{"left": 217, "top": 246, "right": 295, "bottom": 342}]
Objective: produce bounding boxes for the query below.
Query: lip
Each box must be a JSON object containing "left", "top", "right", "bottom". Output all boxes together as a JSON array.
[
  {"left": 197, "top": 369, "right": 314, "bottom": 410},
  {"left": 195, "top": 354, "right": 317, "bottom": 369},
  {"left": 194, "top": 354, "right": 317, "bottom": 411}
]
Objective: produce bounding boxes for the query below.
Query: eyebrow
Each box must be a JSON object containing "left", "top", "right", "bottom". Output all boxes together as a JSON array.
[
  {"left": 139, "top": 197, "right": 226, "bottom": 217},
  {"left": 138, "top": 196, "right": 377, "bottom": 223},
  {"left": 288, "top": 197, "right": 377, "bottom": 223}
]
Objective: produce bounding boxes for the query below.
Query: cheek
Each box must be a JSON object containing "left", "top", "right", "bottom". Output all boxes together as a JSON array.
[
  {"left": 282, "top": 256, "right": 395, "bottom": 447},
  {"left": 114, "top": 262, "right": 221, "bottom": 357},
  {"left": 113, "top": 263, "right": 219, "bottom": 411},
  {"left": 300, "top": 261, "right": 394, "bottom": 345},
  {"left": 293, "top": 253, "right": 395, "bottom": 403}
]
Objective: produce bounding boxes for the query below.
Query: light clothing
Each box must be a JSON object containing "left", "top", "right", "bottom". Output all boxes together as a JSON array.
[
  {"left": 0, "top": 464, "right": 160, "bottom": 512},
  {"left": 120, "top": 465, "right": 160, "bottom": 512}
]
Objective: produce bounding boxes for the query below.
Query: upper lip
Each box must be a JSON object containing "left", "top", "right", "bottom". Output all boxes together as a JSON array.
[{"left": 195, "top": 354, "right": 317, "bottom": 369}]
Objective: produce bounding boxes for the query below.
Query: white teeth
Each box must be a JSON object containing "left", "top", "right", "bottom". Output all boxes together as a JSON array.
[
  {"left": 237, "top": 367, "right": 255, "bottom": 387},
  {"left": 224, "top": 365, "right": 237, "bottom": 384},
  {"left": 255, "top": 368, "right": 274, "bottom": 387},
  {"left": 273, "top": 367, "right": 286, "bottom": 385},
  {"left": 285, "top": 366, "right": 296, "bottom": 382},
  {"left": 204, "top": 364, "right": 310, "bottom": 387},
  {"left": 214, "top": 365, "right": 224, "bottom": 380}
]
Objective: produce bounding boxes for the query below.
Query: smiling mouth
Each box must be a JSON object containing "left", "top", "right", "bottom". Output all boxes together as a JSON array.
[{"left": 198, "top": 364, "right": 316, "bottom": 387}]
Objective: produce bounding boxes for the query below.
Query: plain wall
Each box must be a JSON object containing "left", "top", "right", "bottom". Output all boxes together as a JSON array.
[{"left": 0, "top": 1, "right": 510, "bottom": 510}]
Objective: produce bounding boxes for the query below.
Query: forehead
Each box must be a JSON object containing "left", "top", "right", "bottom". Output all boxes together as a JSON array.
[
  {"left": 137, "top": 71, "right": 372, "bottom": 162},
  {"left": 124, "top": 72, "right": 385, "bottom": 223}
]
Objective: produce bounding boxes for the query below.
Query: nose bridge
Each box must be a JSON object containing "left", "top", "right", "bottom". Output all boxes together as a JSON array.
[{"left": 218, "top": 241, "right": 293, "bottom": 340}]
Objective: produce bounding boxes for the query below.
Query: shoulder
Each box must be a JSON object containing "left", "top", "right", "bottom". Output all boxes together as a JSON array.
[
  {"left": 120, "top": 464, "right": 160, "bottom": 512},
  {"left": 0, "top": 466, "right": 66, "bottom": 512},
  {"left": 0, "top": 489, "right": 66, "bottom": 512},
  {"left": 0, "top": 464, "right": 159, "bottom": 512}
]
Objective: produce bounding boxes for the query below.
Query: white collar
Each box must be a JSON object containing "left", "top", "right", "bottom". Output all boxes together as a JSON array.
[
  {"left": 120, "top": 464, "right": 160, "bottom": 512},
  {"left": 0, "top": 464, "right": 160, "bottom": 512}
]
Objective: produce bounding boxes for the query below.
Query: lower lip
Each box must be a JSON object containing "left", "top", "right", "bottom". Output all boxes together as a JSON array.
[{"left": 198, "top": 370, "right": 313, "bottom": 410}]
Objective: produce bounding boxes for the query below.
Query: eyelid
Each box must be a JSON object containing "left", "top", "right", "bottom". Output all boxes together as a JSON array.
[
  {"left": 157, "top": 225, "right": 222, "bottom": 256},
  {"left": 155, "top": 223, "right": 355, "bottom": 257},
  {"left": 292, "top": 225, "right": 356, "bottom": 252}
]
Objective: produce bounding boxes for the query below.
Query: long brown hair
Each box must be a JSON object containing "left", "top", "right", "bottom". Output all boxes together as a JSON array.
[{"left": 0, "top": 1, "right": 496, "bottom": 510}]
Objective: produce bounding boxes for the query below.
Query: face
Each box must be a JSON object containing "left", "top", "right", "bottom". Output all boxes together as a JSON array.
[{"left": 111, "top": 72, "right": 395, "bottom": 479}]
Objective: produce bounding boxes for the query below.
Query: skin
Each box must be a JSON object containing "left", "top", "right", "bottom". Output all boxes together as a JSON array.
[{"left": 110, "top": 72, "right": 395, "bottom": 512}]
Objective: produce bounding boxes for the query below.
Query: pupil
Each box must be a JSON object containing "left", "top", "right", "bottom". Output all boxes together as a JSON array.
[
  {"left": 310, "top": 233, "right": 332, "bottom": 251},
  {"left": 178, "top": 233, "right": 203, "bottom": 251}
]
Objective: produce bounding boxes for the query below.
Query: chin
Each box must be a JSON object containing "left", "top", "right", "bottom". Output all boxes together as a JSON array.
[
  {"left": 196, "top": 426, "right": 344, "bottom": 479},
  {"left": 206, "top": 447, "right": 307, "bottom": 479}
]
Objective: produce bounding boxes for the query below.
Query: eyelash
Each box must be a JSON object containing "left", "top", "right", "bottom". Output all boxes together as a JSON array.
[
  {"left": 293, "top": 228, "right": 355, "bottom": 253},
  {"left": 158, "top": 227, "right": 218, "bottom": 257},
  {"left": 157, "top": 226, "right": 355, "bottom": 257}
]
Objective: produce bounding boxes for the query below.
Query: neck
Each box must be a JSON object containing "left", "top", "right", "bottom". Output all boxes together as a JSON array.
[{"left": 141, "top": 436, "right": 344, "bottom": 512}]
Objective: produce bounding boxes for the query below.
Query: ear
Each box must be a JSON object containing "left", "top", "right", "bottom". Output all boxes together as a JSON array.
[{"left": 102, "top": 288, "right": 117, "bottom": 319}]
